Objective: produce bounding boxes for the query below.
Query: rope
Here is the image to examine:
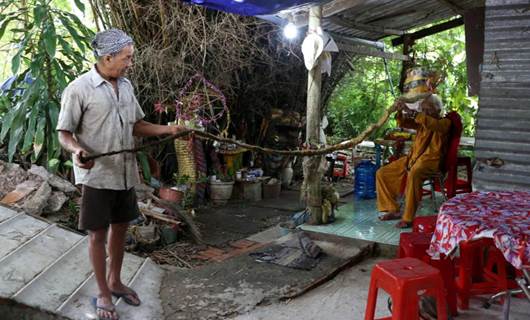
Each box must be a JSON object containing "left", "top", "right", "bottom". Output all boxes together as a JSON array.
[
  {"left": 382, "top": 56, "right": 396, "bottom": 97},
  {"left": 81, "top": 105, "right": 396, "bottom": 162}
]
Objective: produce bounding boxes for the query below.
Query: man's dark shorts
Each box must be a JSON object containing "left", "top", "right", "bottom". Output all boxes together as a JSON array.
[{"left": 79, "top": 185, "right": 140, "bottom": 231}]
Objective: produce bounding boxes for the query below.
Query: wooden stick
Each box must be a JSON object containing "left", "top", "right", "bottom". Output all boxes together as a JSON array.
[
  {"left": 139, "top": 207, "right": 183, "bottom": 226},
  {"left": 82, "top": 105, "right": 396, "bottom": 161}
]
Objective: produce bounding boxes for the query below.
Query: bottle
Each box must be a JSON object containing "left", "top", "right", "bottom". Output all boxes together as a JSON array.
[{"left": 354, "top": 160, "right": 377, "bottom": 200}]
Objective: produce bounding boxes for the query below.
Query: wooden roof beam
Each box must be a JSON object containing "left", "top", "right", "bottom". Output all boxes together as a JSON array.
[
  {"left": 328, "top": 16, "right": 406, "bottom": 36},
  {"left": 336, "top": 42, "right": 410, "bottom": 61},
  {"left": 391, "top": 17, "right": 464, "bottom": 47},
  {"left": 292, "top": 0, "right": 366, "bottom": 27}
]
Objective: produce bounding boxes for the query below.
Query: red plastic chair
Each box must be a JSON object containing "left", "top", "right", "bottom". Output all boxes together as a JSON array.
[
  {"left": 364, "top": 258, "right": 448, "bottom": 320},
  {"left": 457, "top": 239, "right": 519, "bottom": 309},
  {"left": 425, "top": 155, "right": 473, "bottom": 203},
  {"left": 398, "top": 232, "right": 458, "bottom": 316},
  {"left": 400, "top": 112, "right": 472, "bottom": 212},
  {"left": 453, "top": 156, "right": 473, "bottom": 196},
  {"left": 422, "top": 111, "right": 473, "bottom": 209},
  {"left": 412, "top": 215, "right": 438, "bottom": 234}
]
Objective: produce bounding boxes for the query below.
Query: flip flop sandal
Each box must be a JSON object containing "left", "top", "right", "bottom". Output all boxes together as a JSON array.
[
  {"left": 395, "top": 220, "right": 412, "bottom": 228},
  {"left": 378, "top": 212, "right": 401, "bottom": 221},
  {"left": 112, "top": 289, "right": 141, "bottom": 306},
  {"left": 92, "top": 297, "right": 119, "bottom": 320}
]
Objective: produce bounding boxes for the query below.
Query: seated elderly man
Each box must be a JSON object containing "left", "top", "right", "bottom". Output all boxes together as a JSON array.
[{"left": 376, "top": 73, "right": 451, "bottom": 228}]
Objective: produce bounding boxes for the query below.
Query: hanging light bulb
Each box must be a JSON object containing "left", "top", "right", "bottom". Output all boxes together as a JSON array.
[{"left": 283, "top": 22, "right": 298, "bottom": 40}]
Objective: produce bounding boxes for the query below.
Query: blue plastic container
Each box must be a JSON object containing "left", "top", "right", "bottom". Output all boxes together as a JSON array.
[{"left": 354, "top": 160, "right": 377, "bottom": 200}]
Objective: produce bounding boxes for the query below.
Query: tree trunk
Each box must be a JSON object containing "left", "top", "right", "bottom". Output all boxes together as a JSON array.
[{"left": 304, "top": 6, "right": 323, "bottom": 225}]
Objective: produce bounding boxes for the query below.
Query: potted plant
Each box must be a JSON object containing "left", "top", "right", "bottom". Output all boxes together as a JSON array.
[
  {"left": 158, "top": 174, "right": 190, "bottom": 203},
  {"left": 208, "top": 172, "right": 234, "bottom": 206}
]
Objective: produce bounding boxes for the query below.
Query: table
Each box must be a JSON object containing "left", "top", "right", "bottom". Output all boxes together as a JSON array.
[
  {"left": 374, "top": 138, "right": 411, "bottom": 167},
  {"left": 428, "top": 191, "right": 530, "bottom": 269}
]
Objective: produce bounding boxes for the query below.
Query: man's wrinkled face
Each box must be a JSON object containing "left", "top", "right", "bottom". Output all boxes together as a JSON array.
[{"left": 103, "top": 45, "right": 134, "bottom": 78}]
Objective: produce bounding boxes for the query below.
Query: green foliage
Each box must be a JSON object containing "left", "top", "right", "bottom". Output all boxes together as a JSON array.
[
  {"left": 137, "top": 151, "right": 152, "bottom": 182},
  {"left": 326, "top": 56, "right": 400, "bottom": 140},
  {"left": 173, "top": 173, "right": 191, "bottom": 186},
  {"left": 327, "top": 25, "right": 477, "bottom": 140},
  {"left": 413, "top": 27, "right": 478, "bottom": 136},
  {"left": 0, "top": 0, "right": 94, "bottom": 164}
]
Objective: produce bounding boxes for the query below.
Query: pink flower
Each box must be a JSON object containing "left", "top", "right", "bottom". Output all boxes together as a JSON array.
[{"left": 154, "top": 101, "right": 165, "bottom": 114}]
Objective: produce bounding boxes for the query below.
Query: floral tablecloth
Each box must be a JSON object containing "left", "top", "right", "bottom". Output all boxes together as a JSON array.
[{"left": 428, "top": 191, "right": 530, "bottom": 269}]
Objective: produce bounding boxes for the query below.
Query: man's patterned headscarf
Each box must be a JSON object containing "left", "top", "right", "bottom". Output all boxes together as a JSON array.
[{"left": 91, "top": 28, "right": 133, "bottom": 58}]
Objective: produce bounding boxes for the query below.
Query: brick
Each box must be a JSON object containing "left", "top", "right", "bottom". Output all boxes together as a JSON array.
[
  {"left": 229, "top": 239, "right": 257, "bottom": 249},
  {"left": 192, "top": 246, "right": 226, "bottom": 261}
]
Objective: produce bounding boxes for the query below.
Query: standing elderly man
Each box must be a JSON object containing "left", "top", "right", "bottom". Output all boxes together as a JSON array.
[
  {"left": 57, "top": 29, "right": 180, "bottom": 320},
  {"left": 376, "top": 69, "right": 451, "bottom": 229}
]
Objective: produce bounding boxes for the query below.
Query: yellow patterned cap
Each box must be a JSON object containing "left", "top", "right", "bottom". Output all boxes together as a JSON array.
[{"left": 401, "top": 68, "right": 440, "bottom": 102}]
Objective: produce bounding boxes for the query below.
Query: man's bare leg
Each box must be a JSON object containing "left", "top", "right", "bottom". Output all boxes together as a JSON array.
[
  {"left": 89, "top": 229, "right": 118, "bottom": 319},
  {"left": 107, "top": 222, "right": 140, "bottom": 305}
]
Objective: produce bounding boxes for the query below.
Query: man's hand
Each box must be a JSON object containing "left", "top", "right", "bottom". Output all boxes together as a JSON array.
[
  {"left": 391, "top": 99, "right": 406, "bottom": 113},
  {"left": 167, "top": 125, "right": 184, "bottom": 136},
  {"left": 58, "top": 131, "right": 94, "bottom": 169},
  {"left": 74, "top": 148, "right": 94, "bottom": 169}
]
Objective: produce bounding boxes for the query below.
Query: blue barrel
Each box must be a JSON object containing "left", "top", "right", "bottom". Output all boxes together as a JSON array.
[{"left": 354, "top": 160, "right": 377, "bottom": 200}]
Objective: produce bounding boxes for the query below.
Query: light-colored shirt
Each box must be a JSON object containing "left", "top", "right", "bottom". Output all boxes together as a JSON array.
[{"left": 56, "top": 67, "right": 145, "bottom": 190}]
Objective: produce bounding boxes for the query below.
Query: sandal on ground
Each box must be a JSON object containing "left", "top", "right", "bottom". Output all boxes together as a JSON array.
[
  {"left": 92, "top": 297, "right": 119, "bottom": 320},
  {"left": 378, "top": 212, "right": 402, "bottom": 221},
  {"left": 395, "top": 220, "right": 412, "bottom": 229},
  {"left": 111, "top": 287, "right": 141, "bottom": 306}
]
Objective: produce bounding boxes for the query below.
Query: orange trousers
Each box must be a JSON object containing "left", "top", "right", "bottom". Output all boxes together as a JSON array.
[{"left": 376, "top": 156, "right": 438, "bottom": 222}]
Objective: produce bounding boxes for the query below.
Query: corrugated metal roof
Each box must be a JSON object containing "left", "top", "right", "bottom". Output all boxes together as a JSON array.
[
  {"left": 474, "top": 0, "right": 530, "bottom": 191},
  {"left": 280, "top": 0, "right": 484, "bottom": 41}
]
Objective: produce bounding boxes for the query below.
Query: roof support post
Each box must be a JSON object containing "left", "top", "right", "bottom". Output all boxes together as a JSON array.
[
  {"left": 398, "top": 34, "right": 414, "bottom": 93},
  {"left": 304, "top": 5, "right": 323, "bottom": 225}
]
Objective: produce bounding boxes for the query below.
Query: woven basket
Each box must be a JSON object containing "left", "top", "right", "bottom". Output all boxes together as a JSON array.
[
  {"left": 174, "top": 138, "right": 197, "bottom": 179},
  {"left": 174, "top": 135, "right": 197, "bottom": 201},
  {"left": 174, "top": 119, "right": 196, "bottom": 176}
]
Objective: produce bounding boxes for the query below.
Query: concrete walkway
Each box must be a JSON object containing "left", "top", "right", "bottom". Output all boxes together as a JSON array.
[
  {"left": 0, "top": 205, "right": 164, "bottom": 320},
  {"left": 234, "top": 257, "right": 530, "bottom": 320}
]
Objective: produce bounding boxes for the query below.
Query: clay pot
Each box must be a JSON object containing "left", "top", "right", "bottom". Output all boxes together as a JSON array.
[
  {"left": 159, "top": 187, "right": 184, "bottom": 203},
  {"left": 209, "top": 180, "right": 234, "bottom": 206}
]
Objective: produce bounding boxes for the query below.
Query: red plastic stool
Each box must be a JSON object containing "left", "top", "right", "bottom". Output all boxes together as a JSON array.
[
  {"left": 484, "top": 247, "right": 518, "bottom": 284},
  {"left": 482, "top": 246, "right": 519, "bottom": 302},
  {"left": 398, "top": 232, "right": 458, "bottom": 316},
  {"left": 364, "top": 258, "right": 448, "bottom": 320},
  {"left": 412, "top": 215, "right": 438, "bottom": 233},
  {"left": 456, "top": 238, "right": 512, "bottom": 309},
  {"left": 398, "top": 232, "right": 432, "bottom": 259}
]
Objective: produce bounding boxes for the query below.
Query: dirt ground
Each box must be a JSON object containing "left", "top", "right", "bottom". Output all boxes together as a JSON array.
[{"left": 143, "top": 185, "right": 353, "bottom": 268}]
